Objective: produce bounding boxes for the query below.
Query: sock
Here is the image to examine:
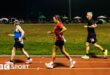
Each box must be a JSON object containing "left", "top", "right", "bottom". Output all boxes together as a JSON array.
[
  {"left": 86, "top": 53, "right": 89, "bottom": 56},
  {"left": 10, "top": 60, "right": 13, "bottom": 62},
  {"left": 69, "top": 58, "right": 73, "bottom": 62},
  {"left": 102, "top": 50, "right": 105, "bottom": 52},
  {"left": 50, "top": 61, "right": 54, "bottom": 65},
  {"left": 27, "top": 57, "right": 30, "bottom": 60}
]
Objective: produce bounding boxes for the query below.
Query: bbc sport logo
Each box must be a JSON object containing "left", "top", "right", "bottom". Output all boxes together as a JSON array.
[{"left": 0, "top": 64, "right": 29, "bottom": 70}]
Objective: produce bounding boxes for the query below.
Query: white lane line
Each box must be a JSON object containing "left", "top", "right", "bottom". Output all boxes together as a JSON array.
[
  {"left": 1, "top": 68, "right": 110, "bottom": 70},
  {"left": 28, "top": 67, "right": 110, "bottom": 70}
]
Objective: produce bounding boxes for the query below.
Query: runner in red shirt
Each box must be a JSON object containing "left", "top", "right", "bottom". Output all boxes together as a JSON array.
[{"left": 45, "top": 15, "right": 76, "bottom": 68}]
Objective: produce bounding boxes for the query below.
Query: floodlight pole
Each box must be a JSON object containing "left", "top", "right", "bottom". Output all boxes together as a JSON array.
[{"left": 69, "top": 0, "right": 72, "bottom": 22}]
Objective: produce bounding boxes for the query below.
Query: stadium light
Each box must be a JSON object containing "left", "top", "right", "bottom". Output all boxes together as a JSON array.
[{"left": 69, "top": 0, "right": 72, "bottom": 22}]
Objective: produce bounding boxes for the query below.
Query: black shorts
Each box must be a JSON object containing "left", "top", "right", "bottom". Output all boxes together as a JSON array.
[
  {"left": 87, "top": 35, "right": 97, "bottom": 44},
  {"left": 55, "top": 41, "right": 64, "bottom": 46},
  {"left": 14, "top": 38, "right": 24, "bottom": 48}
]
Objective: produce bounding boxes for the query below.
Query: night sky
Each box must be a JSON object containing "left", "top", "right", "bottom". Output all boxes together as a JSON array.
[{"left": 0, "top": 0, "right": 110, "bottom": 19}]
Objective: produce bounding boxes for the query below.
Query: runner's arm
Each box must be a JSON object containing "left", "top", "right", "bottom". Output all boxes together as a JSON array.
[{"left": 60, "top": 26, "right": 67, "bottom": 33}]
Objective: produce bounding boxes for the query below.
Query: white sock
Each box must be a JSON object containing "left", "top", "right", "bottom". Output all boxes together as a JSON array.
[
  {"left": 50, "top": 61, "right": 54, "bottom": 65},
  {"left": 69, "top": 58, "right": 72, "bottom": 62}
]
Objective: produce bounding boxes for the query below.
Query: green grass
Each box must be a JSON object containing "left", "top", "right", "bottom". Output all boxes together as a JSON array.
[{"left": 0, "top": 23, "right": 110, "bottom": 55}]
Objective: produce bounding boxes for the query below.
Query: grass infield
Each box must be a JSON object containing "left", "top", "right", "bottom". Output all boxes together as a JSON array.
[{"left": 0, "top": 23, "right": 109, "bottom": 55}]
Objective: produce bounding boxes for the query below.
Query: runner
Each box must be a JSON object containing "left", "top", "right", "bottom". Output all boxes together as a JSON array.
[
  {"left": 82, "top": 12, "right": 108, "bottom": 59},
  {"left": 45, "top": 15, "right": 76, "bottom": 68},
  {"left": 5, "top": 20, "right": 32, "bottom": 64}
]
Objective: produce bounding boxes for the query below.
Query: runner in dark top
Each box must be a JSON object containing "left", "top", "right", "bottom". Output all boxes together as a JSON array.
[{"left": 82, "top": 12, "right": 108, "bottom": 59}]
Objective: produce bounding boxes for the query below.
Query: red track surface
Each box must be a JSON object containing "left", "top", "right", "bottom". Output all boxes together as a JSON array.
[{"left": 0, "top": 56, "right": 110, "bottom": 75}]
